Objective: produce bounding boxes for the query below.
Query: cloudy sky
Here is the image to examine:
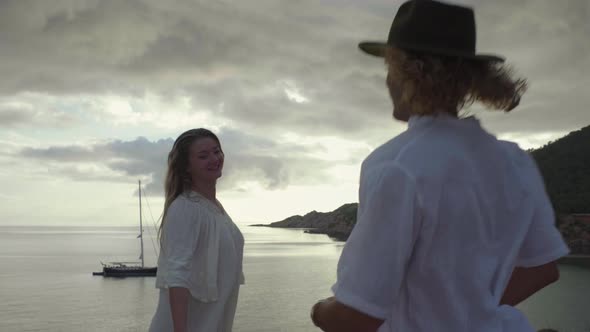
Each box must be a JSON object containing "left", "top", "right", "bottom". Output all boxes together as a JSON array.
[{"left": 1, "top": 0, "right": 588, "bottom": 227}]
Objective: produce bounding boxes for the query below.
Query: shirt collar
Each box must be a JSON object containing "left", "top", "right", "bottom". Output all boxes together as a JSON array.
[{"left": 408, "top": 113, "right": 480, "bottom": 129}]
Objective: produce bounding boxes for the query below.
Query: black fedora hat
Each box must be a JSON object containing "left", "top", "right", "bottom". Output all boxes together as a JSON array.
[{"left": 359, "top": 0, "right": 504, "bottom": 62}]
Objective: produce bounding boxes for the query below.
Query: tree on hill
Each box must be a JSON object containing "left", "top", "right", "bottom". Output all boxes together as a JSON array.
[{"left": 530, "top": 125, "right": 590, "bottom": 214}]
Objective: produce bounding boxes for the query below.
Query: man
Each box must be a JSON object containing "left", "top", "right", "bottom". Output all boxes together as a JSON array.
[{"left": 310, "top": 1, "right": 569, "bottom": 331}]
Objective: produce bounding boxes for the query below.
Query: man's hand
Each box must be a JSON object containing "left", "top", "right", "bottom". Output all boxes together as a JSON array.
[{"left": 310, "top": 297, "right": 384, "bottom": 332}]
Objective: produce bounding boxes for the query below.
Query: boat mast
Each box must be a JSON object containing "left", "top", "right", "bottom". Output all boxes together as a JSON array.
[{"left": 138, "top": 179, "right": 145, "bottom": 268}]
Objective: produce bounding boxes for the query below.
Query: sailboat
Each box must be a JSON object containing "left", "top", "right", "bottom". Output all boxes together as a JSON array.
[{"left": 93, "top": 180, "right": 158, "bottom": 277}]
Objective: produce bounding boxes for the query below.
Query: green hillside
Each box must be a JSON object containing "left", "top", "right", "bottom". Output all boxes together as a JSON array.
[{"left": 531, "top": 125, "right": 590, "bottom": 214}]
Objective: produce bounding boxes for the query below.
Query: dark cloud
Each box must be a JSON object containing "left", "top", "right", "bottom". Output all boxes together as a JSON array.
[
  {"left": 0, "top": 0, "right": 587, "bottom": 148},
  {"left": 16, "top": 129, "right": 345, "bottom": 194},
  {"left": 0, "top": 0, "right": 394, "bottom": 137},
  {"left": 0, "top": 106, "right": 31, "bottom": 126},
  {"left": 0, "top": 104, "right": 79, "bottom": 128}
]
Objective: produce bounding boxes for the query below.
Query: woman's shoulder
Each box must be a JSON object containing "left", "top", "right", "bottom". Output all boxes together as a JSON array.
[
  {"left": 169, "top": 191, "right": 224, "bottom": 220},
  {"left": 168, "top": 192, "right": 193, "bottom": 208},
  {"left": 164, "top": 193, "right": 221, "bottom": 234},
  {"left": 166, "top": 192, "right": 206, "bottom": 217}
]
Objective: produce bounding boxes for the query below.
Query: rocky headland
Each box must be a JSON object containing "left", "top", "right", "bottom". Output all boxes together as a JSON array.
[{"left": 251, "top": 203, "right": 357, "bottom": 241}]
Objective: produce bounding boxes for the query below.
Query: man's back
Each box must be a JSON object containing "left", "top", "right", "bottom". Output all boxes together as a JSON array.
[{"left": 338, "top": 114, "right": 568, "bottom": 331}]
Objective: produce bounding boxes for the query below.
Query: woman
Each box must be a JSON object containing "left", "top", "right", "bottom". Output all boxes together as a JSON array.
[
  {"left": 149, "top": 128, "right": 244, "bottom": 332},
  {"left": 311, "top": 1, "right": 568, "bottom": 331}
]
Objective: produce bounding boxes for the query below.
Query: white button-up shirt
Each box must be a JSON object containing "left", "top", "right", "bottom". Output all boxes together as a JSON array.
[{"left": 332, "top": 113, "right": 569, "bottom": 332}]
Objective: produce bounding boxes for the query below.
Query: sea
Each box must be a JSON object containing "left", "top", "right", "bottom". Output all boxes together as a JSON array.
[{"left": 0, "top": 225, "right": 588, "bottom": 332}]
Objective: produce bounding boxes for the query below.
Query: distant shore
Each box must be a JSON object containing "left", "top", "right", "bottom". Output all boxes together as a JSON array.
[
  {"left": 558, "top": 255, "right": 590, "bottom": 268},
  {"left": 250, "top": 223, "right": 350, "bottom": 241},
  {"left": 253, "top": 201, "right": 590, "bottom": 269},
  {"left": 251, "top": 223, "right": 590, "bottom": 269},
  {"left": 250, "top": 203, "right": 358, "bottom": 241}
]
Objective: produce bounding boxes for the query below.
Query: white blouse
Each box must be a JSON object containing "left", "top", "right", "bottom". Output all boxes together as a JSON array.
[
  {"left": 150, "top": 191, "right": 244, "bottom": 332},
  {"left": 332, "top": 114, "right": 569, "bottom": 332}
]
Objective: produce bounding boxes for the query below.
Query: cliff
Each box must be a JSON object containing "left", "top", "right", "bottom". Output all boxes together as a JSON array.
[{"left": 254, "top": 203, "right": 357, "bottom": 241}]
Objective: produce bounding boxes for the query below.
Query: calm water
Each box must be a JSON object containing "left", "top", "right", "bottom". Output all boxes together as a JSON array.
[{"left": 0, "top": 226, "right": 588, "bottom": 332}]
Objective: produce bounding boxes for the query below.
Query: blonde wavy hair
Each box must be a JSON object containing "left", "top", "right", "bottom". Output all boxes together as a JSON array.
[
  {"left": 159, "top": 128, "right": 222, "bottom": 244},
  {"left": 385, "top": 47, "right": 528, "bottom": 115}
]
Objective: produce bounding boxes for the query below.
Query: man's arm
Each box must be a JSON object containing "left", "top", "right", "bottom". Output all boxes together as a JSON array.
[
  {"left": 500, "top": 260, "right": 560, "bottom": 306},
  {"left": 310, "top": 164, "right": 418, "bottom": 331},
  {"left": 311, "top": 297, "right": 384, "bottom": 332}
]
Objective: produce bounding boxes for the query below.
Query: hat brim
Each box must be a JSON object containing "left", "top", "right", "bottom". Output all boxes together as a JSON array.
[{"left": 358, "top": 41, "right": 505, "bottom": 62}]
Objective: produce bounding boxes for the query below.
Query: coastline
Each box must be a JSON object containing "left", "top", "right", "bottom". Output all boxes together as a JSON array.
[
  {"left": 558, "top": 255, "right": 590, "bottom": 268},
  {"left": 251, "top": 224, "right": 590, "bottom": 269},
  {"left": 249, "top": 224, "right": 350, "bottom": 241},
  {"left": 250, "top": 203, "right": 358, "bottom": 241}
]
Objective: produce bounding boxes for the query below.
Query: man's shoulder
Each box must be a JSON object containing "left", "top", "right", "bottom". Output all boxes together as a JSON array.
[
  {"left": 363, "top": 131, "right": 413, "bottom": 166},
  {"left": 495, "top": 139, "right": 536, "bottom": 170},
  {"left": 362, "top": 127, "right": 446, "bottom": 176},
  {"left": 363, "top": 126, "right": 534, "bottom": 181}
]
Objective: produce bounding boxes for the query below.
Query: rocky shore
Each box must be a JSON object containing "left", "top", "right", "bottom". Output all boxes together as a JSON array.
[
  {"left": 251, "top": 203, "right": 357, "bottom": 241},
  {"left": 252, "top": 205, "right": 590, "bottom": 260},
  {"left": 557, "top": 214, "right": 590, "bottom": 255}
]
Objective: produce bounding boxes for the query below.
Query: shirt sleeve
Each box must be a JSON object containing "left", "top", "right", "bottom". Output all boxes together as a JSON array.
[
  {"left": 162, "top": 198, "right": 203, "bottom": 288},
  {"left": 515, "top": 157, "right": 569, "bottom": 268},
  {"left": 331, "top": 161, "right": 421, "bottom": 319}
]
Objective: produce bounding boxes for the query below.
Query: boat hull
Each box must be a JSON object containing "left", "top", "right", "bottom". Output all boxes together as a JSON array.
[{"left": 101, "top": 266, "right": 157, "bottom": 277}]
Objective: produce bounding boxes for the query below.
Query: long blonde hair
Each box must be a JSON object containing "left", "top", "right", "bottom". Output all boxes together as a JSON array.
[
  {"left": 159, "top": 128, "right": 222, "bottom": 244},
  {"left": 385, "top": 47, "right": 528, "bottom": 115}
]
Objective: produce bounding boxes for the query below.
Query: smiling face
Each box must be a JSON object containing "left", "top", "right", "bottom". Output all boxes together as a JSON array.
[{"left": 186, "top": 137, "right": 224, "bottom": 185}]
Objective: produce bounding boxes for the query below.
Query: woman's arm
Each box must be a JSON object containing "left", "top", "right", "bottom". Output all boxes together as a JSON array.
[
  {"left": 311, "top": 297, "right": 384, "bottom": 332},
  {"left": 500, "top": 260, "right": 560, "bottom": 306},
  {"left": 169, "top": 287, "right": 190, "bottom": 332}
]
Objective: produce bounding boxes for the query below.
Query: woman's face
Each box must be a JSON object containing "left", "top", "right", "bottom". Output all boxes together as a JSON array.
[
  {"left": 387, "top": 71, "right": 410, "bottom": 122},
  {"left": 186, "top": 137, "right": 224, "bottom": 185}
]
